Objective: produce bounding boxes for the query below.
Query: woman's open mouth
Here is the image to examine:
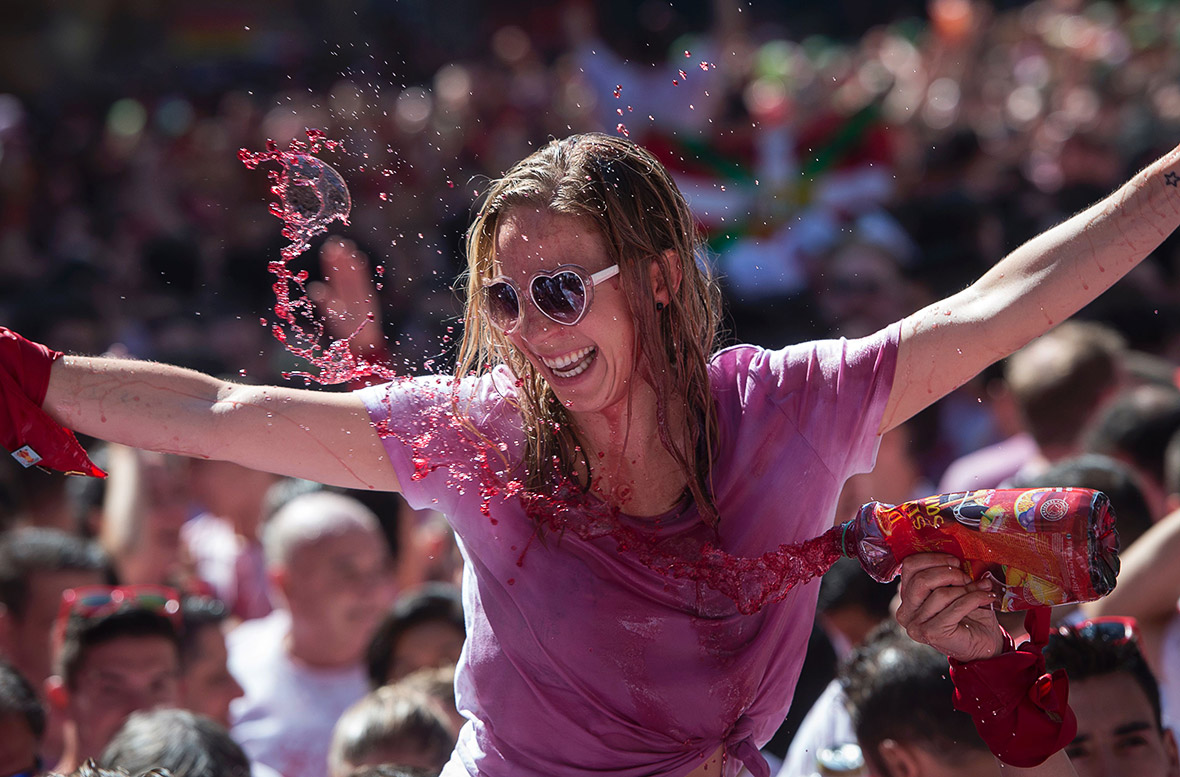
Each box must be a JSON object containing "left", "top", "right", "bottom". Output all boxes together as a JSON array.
[{"left": 542, "top": 346, "right": 596, "bottom": 379}]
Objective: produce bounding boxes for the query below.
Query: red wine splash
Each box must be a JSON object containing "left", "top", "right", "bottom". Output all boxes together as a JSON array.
[
  {"left": 239, "top": 129, "right": 396, "bottom": 384},
  {"left": 243, "top": 131, "right": 845, "bottom": 614}
]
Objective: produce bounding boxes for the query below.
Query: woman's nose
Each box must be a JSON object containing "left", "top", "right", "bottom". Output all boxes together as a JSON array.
[{"left": 517, "top": 298, "right": 554, "bottom": 342}]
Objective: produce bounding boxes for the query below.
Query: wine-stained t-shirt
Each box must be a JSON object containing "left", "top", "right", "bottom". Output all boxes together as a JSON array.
[{"left": 358, "top": 322, "right": 899, "bottom": 777}]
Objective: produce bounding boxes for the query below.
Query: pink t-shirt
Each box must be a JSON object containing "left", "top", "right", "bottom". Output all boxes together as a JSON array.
[{"left": 359, "top": 323, "right": 899, "bottom": 777}]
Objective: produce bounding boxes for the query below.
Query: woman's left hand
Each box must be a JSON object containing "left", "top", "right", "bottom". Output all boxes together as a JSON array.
[{"left": 894, "top": 552, "right": 1004, "bottom": 662}]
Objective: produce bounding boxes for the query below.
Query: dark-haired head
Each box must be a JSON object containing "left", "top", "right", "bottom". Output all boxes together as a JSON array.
[
  {"left": 0, "top": 659, "right": 44, "bottom": 777},
  {"left": 177, "top": 596, "right": 241, "bottom": 728},
  {"left": 841, "top": 621, "right": 992, "bottom": 777},
  {"left": 1045, "top": 620, "right": 1180, "bottom": 776},
  {"left": 367, "top": 584, "right": 465, "bottom": 689},
  {"left": 101, "top": 708, "right": 251, "bottom": 777},
  {"left": 1045, "top": 621, "right": 1163, "bottom": 731},
  {"left": 0, "top": 528, "right": 110, "bottom": 685}
]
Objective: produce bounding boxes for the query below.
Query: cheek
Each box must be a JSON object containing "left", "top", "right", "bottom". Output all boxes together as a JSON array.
[{"left": 75, "top": 684, "right": 130, "bottom": 723}]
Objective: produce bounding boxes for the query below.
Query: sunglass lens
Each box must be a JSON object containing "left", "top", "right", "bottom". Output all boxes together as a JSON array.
[
  {"left": 136, "top": 593, "right": 168, "bottom": 610},
  {"left": 484, "top": 282, "right": 520, "bottom": 330},
  {"left": 532, "top": 272, "right": 586, "bottom": 324},
  {"left": 1081, "top": 621, "right": 1135, "bottom": 643},
  {"left": 76, "top": 591, "right": 115, "bottom": 609}
]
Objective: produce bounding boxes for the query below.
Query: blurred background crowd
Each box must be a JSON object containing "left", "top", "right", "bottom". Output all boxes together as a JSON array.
[{"left": 6, "top": 0, "right": 1180, "bottom": 775}]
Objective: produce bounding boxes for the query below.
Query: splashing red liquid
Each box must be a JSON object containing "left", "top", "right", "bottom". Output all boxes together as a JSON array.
[
  {"left": 239, "top": 129, "right": 396, "bottom": 384},
  {"left": 245, "top": 131, "right": 845, "bottom": 614}
]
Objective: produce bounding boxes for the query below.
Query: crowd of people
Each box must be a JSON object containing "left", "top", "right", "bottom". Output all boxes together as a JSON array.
[{"left": 7, "top": 0, "right": 1180, "bottom": 776}]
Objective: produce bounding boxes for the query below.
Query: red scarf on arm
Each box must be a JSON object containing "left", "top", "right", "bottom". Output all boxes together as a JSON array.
[
  {"left": 948, "top": 607, "right": 1076, "bottom": 767},
  {"left": 0, "top": 327, "right": 105, "bottom": 477}
]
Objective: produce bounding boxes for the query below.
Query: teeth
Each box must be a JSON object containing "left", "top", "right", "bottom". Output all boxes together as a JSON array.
[
  {"left": 542, "top": 347, "right": 595, "bottom": 377},
  {"left": 542, "top": 347, "right": 593, "bottom": 370}
]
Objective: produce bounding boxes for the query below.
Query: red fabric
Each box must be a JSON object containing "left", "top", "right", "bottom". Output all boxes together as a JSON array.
[
  {"left": 0, "top": 327, "right": 105, "bottom": 477},
  {"left": 948, "top": 607, "right": 1077, "bottom": 767}
]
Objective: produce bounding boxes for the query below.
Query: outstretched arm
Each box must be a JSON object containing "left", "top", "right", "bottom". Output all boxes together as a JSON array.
[
  {"left": 43, "top": 354, "right": 400, "bottom": 492},
  {"left": 880, "top": 145, "right": 1180, "bottom": 433}
]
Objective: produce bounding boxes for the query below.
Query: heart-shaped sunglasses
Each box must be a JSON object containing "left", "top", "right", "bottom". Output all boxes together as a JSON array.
[{"left": 480, "top": 264, "right": 620, "bottom": 333}]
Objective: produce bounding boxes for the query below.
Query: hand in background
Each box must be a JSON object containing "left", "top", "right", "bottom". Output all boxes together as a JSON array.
[{"left": 309, "top": 237, "right": 385, "bottom": 353}]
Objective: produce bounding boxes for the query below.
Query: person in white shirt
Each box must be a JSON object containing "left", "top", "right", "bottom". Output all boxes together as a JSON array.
[{"left": 228, "top": 490, "right": 395, "bottom": 777}]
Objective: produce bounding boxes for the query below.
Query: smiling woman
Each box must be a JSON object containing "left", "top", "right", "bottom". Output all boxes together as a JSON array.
[
  {"left": 9, "top": 130, "right": 1180, "bottom": 777},
  {"left": 458, "top": 134, "right": 723, "bottom": 525}
]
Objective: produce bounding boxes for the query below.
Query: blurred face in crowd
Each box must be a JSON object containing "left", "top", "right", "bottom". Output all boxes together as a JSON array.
[
  {"left": 817, "top": 242, "right": 911, "bottom": 339},
  {"left": 180, "top": 623, "right": 242, "bottom": 728},
  {"left": 0, "top": 568, "right": 105, "bottom": 687},
  {"left": 388, "top": 620, "right": 466, "bottom": 684},
  {"left": 188, "top": 459, "right": 277, "bottom": 531},
  {"left": 53, "top": 635, "right": 181, "bottom": 761},
  {"left": 0, "top": 710, "right": 39, "bottom": 777},
  {"left": 1066, "top": 671, "right": 1180, "bottom": 777},
  {"left": 278, "top": 527, "right": 393, "bottom": 666}
]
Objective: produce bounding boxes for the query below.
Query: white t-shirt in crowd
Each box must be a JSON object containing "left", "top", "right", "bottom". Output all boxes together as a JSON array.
[
  {"left": 776, "top": 680, "right": 856, "bottom": 777},
  {"left": 183, "top": 512, "right": 273, "bottom": 621},
  {"left": 228, "top": 610, "right": 369, "bottom": 777}
]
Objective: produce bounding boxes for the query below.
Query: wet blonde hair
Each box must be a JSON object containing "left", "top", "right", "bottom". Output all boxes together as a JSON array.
[{"left": 454, "top": 133, "right": 724, "bottom": 526}]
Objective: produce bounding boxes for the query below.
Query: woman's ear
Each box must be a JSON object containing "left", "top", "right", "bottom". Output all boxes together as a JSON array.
[
  {"left": 648, "top": 249, "right": 683, "bottom": 306},
  {"left": 876, "top": 738, "right": 920, "bottom": 777}
]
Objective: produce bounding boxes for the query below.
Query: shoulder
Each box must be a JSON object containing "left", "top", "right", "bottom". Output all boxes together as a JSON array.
[
  {"left": 709, "top": 325, "right": 899, "bottom": 394},
  {"left": 356, "top": 367, "right": 521, "bottom": 426}
]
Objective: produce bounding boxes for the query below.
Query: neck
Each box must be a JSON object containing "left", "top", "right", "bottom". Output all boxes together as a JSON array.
[
  {"left": 572, "top": 382, "right": 692, "bottom": 517},
  {"left": 54, "top": 723, "right": 81, "bottom": 775},
  {"left": 285, "top": 620, "right": 355, "bottom": 669}
]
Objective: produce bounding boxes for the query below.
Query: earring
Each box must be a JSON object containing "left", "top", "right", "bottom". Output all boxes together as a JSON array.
[{"left": 656, "top": 302, "right": 665, "bottom": 311}]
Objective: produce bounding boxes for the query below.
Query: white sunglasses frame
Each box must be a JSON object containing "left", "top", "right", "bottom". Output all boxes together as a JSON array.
[{"left": 481, "top": 263, "right": 621, "bottom": 333}]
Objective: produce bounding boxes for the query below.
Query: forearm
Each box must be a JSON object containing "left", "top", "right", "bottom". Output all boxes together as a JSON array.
[
  {"left": 42, "top": 354, "right": 400, "bottom": 491},
  {"left": 99, "top": 444, "right": 148, "bottom": 558},
  {"left": 45, "top": 355, "right": 238, "bottom": 459}
]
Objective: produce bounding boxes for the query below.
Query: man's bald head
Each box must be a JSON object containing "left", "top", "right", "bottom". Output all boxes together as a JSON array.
[
  {"left": 263, "top": 491, "right": 382, "bottom": 570},
  {"left": 263, "top": 491, "right": 395, "bottom": 667}
]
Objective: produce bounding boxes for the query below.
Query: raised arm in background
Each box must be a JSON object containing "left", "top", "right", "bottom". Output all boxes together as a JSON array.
[
  {"left": 881, "top": 145, "right": 1180, "bottom": 434},
  {"left": 1080, "top": 506, "right": 1180, "bottom": 670},
  {"left": 22, "top": 238, "right": 401, "bottom": 492}
]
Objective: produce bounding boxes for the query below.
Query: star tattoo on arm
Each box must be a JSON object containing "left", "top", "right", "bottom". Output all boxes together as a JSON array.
[{"left": 1166, "top": 171, "right": 1179, "bottom": 187}]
